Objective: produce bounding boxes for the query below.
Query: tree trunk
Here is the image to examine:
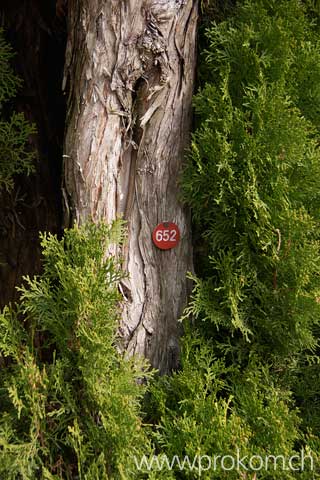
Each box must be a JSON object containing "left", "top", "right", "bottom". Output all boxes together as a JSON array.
[{"left": 63, "top": 0, "right": 197, "bottom": 373}]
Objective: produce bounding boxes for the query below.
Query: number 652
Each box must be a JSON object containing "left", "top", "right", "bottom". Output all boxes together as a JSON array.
[{"left": 155, "top": 229, "right": 177, "bottom": 242}]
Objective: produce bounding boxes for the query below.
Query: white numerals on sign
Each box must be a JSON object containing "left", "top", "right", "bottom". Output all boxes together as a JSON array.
[{"left": 156, "top": 230, "right": 176, "bottom": 242}]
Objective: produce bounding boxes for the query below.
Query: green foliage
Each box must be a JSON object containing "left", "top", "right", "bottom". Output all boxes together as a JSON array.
[
  {"left": 0, "top": 112, "right": 36, "bottom": 190},
  {"left": 179, "top": 0, "right": 320, "bottom": 463},
  {"left": 182, "top": 0, "right": 320, "bottom": 358},
  {"left": 0, "top": 221, "right": 153, "bottom": 479},
  {"left": 146, "top": 333, "right": 317, "bottom": 479},
  {"left": 0, "top": 29, "right": 36, "bottom": 191},
  {"left": 0, "top": 30, "right": 21, "bottom": 103}
]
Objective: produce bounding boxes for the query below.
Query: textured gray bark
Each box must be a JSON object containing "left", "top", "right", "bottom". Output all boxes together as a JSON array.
[{"left": 63, "top": 0, "right": 197, "bottom": 373}]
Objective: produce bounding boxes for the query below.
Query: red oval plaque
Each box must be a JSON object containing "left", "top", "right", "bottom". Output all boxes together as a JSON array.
[{"left": 152, "top": 222, "right": 180, "bottom": 250}]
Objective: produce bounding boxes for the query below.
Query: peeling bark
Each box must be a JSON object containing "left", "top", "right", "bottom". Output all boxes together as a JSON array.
[{"left": 63, "top": 0, "right": 197, "bottom": 373}]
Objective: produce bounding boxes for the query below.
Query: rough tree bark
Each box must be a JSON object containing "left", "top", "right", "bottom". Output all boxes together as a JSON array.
[{"left": 63, "top": 0, "right": 197, "bottom": 373}]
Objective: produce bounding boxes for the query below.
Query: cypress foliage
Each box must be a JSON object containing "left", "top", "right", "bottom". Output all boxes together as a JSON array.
[
  {"left": 0, "top": 222, "right": 153, "bottom": 479},
  {"left": 146, "top": 333, "right": 318, "bottom": 479},
  {"left": 0, "top": 29, "right": 36, "bottom": 191},
  {"left": 182, "top": 0, "right": 320, "bottom": 358}
]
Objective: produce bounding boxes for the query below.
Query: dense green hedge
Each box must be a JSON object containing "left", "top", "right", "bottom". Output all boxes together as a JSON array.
[{"left": 183, "top": 0, "right": 320, "bottom": 352}]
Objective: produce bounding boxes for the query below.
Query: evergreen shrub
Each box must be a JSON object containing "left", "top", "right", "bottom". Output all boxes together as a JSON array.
[
  {"left": 146, "top": 332, "right": 318, "bottom": 479},
  {"left": 0, "top": 221, "right": 153, "bottom": 479},
  {"left": 182, "top": 0, "right": 320, "bottom": 360}
]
